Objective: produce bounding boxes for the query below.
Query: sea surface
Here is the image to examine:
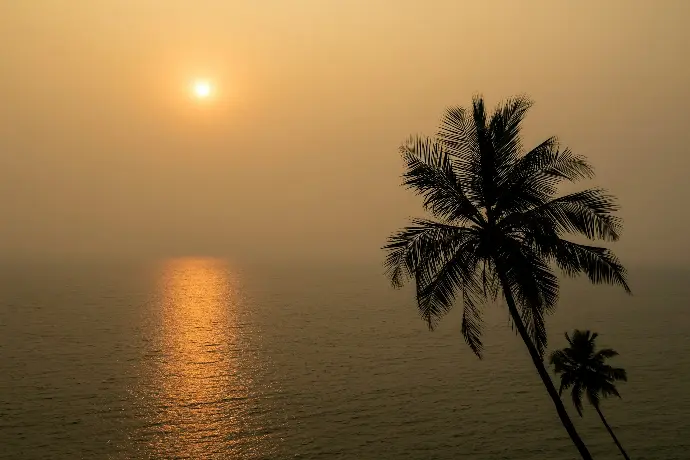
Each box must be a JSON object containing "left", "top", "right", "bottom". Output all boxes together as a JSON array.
[{"left": 0, "top": 258, "right": 688, "bottom": 459}]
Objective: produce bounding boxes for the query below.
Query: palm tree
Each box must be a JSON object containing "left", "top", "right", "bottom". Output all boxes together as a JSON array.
[
  {"left": 383, "top": 95, "right": 631, "bottom": 460},
  {"left": 550, "top": 330, "right": 631, "bottom": 460}
]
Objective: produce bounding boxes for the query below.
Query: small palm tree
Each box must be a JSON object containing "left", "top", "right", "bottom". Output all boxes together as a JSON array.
[
  {"left": 550, "top": 330, "right": 631, "bottom": 460},
  {"left": 384, "top": 95, "right": 631, "bottom": 460}
]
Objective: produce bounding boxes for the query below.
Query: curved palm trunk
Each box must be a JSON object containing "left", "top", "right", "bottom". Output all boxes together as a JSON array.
[
  {"left": 496, "top": 271, "right": 593, "bottom": 460},
  {"left": 594, "top": 405, "right": 630, "bottom": 460}
]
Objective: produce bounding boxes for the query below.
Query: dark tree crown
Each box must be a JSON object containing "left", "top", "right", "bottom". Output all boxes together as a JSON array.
[
  {"left": 384, "top": 95, "right": 630, "bottom": 358},
  {"left": 550, "top": 329, "right": 628, "bottom": 415}
]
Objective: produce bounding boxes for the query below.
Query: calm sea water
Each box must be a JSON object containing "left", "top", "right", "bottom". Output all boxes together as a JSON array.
[{"left": 0, "top": 258, "right": 688, "bottom": 459}]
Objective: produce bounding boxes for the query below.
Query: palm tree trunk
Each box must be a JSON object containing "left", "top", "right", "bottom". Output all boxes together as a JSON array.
[
  {"left": 496, "top": 270, "right": 593, "bottom": 460},
  {"left": 595, "top": 405, "right": 630, "bottom": 460}
]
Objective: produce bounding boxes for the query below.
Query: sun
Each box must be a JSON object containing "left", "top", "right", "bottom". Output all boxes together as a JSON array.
[{"left": 192, "top": 80, "right": 213, "bottom": 99}]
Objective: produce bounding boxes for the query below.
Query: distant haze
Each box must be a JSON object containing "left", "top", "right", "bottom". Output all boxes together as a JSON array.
[{"left": 1, "top": 1, "right": 688, "bottom": 266}]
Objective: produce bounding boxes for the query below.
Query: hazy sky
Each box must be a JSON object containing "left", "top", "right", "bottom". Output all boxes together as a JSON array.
[{"left": 1, "top": 1, "right": 689, "bottom": 265}]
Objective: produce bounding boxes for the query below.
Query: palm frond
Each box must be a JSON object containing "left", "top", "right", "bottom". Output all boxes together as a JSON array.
[
  {"left": 383, "top": 219, "right": 471, "bottom": 288},
  {"left": 551, "top": 241, "right": 631, "bottom": 293},
  {"left": 502, "top": 188, "right": 622, "bottom": 243},
  {"left": 549, "top": 349, "right": 569, "bottom": 372},
  {"left": 436, "top": 103, "right": 485, "bottom": 206},
  {"left": 498, "top": 242, "right": 559, "bottom": 356},
  {"left": 437, "top": 105, "right": 479, "bottom": 164},
  {"left": 607, "top": 366, "right": 627, "bottom": 382},
  {"left": 480, "top": 258, "right": 501, "bottom": 302},
  {"left": 541, "top": 189, "right": 622, "bottom": 241},
  {"left": 494, "top": 138, "right": 594, "bottom": 217},
  {"left": 490, "top": 95, "right": 533, "bottom": 182},
  {"left": 599, "top": 381, "right": 622, "bottom": 399},
  {"left": 586, "top": 388, "right": 601, "bottom": 408},
  {"left": 400, "top": 136, "right": 482, "bottom": 224},
  {"left": 595, "top": 348, "right": 619, "bottom": 360},
  {"left": 473, "top": 96, "right": 499, "bottom": 209},
  {"left": 541, "top": 147, "right": 594, "bottom": 182},
  {"left": 415, "top": 233, "right": 481, "bottom": 329},
  {"left": 460, "top": 277, "right": 486, "bottom": 357},
  {"left": 437, "top": 105, "right": 479, "bottom": 161},
  {"left": 572, "top": 382, "right": 585, "bottom": 416},
  {"left": 557, "top": 372, "right": 577, "bottom": 395},
  {"left": 510, "top": 139, "right": 594, "bottom": 184},
  {"left": 565, "top": 331, "right": 574, "bottom": 346}
]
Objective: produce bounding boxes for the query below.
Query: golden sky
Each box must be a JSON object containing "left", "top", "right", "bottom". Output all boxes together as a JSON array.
[{"left": 1, "top": 1, "right": 689, "bottom": 265}]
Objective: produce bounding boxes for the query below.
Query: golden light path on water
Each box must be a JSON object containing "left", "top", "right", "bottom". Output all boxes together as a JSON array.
[{"left": 140, "top": 257, "right": 275, "bottom": 458}]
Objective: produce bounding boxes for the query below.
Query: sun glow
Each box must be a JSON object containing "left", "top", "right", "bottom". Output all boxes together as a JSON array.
[{"left": 192, "top": 79, "right": 213, "bottom": 99}]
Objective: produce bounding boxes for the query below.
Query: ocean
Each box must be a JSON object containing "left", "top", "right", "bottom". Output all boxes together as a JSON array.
[{"left": 0, "top": 258, "right": 688, "bottom": 459}]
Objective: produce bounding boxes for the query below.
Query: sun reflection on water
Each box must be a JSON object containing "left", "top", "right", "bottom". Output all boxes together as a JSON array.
[{"left": 142, "top": 257, "right": 263, "bottom": 458}]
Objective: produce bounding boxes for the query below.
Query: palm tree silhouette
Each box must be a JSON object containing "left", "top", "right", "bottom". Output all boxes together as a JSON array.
[
  {"left": 550, "top": 330, "right": 631, "bottom": 460},
  {"left": 383, "top": 95, "right": 631, "bottom": 460}
]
